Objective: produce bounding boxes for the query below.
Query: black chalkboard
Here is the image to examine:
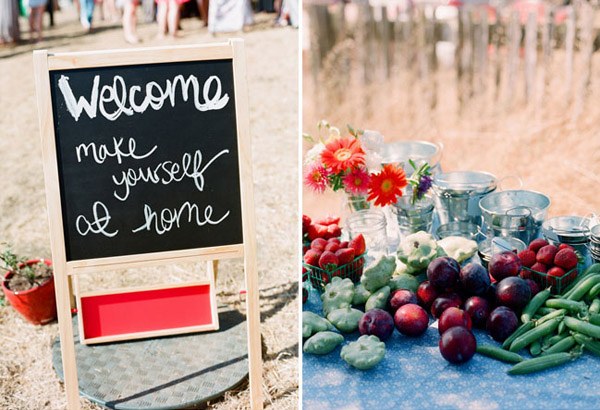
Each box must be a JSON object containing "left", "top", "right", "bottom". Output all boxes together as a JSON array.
[{"left": 48, "top": 59, "right": 244, "bottom": 261}]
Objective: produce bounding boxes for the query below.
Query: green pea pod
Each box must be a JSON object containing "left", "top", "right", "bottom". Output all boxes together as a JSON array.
[
  {"left": 536, "top": 307, "right": 557, "bottom": 316},
  {"left": 562, "top": 265, "right": 600, "bottom": 297},
  {"left": 327, "top": 307, "right": 364, "bottom": 333},
  {"left": 589, "top": 314, "right": 600, "bottom": 327},
  {"left": 588, "top": 285, "right": 600, "bottom": 302},
  {"left": 303, "top": 331, "right": 344, "bottom": 355},
  {"left": 529, "top": 339, "right": 542, "bottom": 356},
  {"left": 563, "top": 316, "right": 600, "bottom": 339},
  {"left": 476, "top": 345, "right": 523, "bottom": 363},
  {"left": 542, "top": 336, "right": 576, "bottom": 355},
  {"left": 535, "top": 308, "right": 566, "bottom": 326},
  {"left": 545, "top": 298, "right": 586, "bottom": 313},
  {"left": 573, "top": 333, "right": 600, "bottom": 357},
  {"left": 589, "top": 298, "right": 600, "bottom": 315},
  {"left": 521, "top": 287, "right": 552, "bottom": 323},
  {"left": 502, "top": 321, "right": 535, "bottom": 350},
  {"left": 365, "top": 286, "right": 390, "bottom": 311},
  {"left": 340, "top": 335, "right": 386, "bottom": 370},
  {"left": 567, "top": 275, "right": 600, "bottom": 301},
  {"left": 543, "top": 333, "right": 569, "bottom": 349},
  {"left": 507, "top": 352, "right": 574, "bottom": 375},
  {"left": 509, "top": 318, "right": 561, "bottom": 353},
  {"left": 557, "top": 320, "right": 567, "bottom": 335}
]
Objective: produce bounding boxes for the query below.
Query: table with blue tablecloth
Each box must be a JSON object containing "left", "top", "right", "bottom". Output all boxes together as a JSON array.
[{"left": 302, "top": 283, "right": 600, "bottom": 410}]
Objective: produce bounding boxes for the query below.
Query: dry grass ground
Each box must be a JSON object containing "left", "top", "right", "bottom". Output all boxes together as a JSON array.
[{"left": 0, "top": 8, "right": 298, "bottom": 410}]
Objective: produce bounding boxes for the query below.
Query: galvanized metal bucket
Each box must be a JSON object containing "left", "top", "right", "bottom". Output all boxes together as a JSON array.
[
  {"left": 543, "top": 215, "right": 592, "bottom": 265},
  {"left": 479, "top": 190, "right": 551, "bottom": 244},
  {"left": 380, "top": 140, "right": 443, "bottom": 174},
  {"left": 432, "top": 171, "right": 499, "bottom": 227},
  {"left": 591, "top": 224, "right": 600, "bottom": 263}
]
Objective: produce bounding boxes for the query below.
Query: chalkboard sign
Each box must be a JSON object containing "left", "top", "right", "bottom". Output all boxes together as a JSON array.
[
  {"left": 35, "top": 42, "right": 264, "bottom": 409},
  {"left": 48, "top": 59, "right": 243, "bottom": 261}
]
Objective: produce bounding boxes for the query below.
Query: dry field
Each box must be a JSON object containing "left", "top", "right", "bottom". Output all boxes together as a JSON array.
[{"left": 0, "top": 8, "right": 298, "bottom": 410}]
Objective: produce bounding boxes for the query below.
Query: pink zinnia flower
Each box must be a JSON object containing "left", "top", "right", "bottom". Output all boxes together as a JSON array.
[
  {"left": 304, "top": 164, "right": 329, "bottom": 193},
  {"left": 343, "top": 168, "right": 370, "bottom": 195}
]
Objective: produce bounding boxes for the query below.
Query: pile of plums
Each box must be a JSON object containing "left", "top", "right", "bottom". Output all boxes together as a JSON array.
[
  {"left": 355, "top": 253, "right": 533, "bottom": 364},
  {"left": 413, "top": 254, "right": 532, "bottom": 364}
]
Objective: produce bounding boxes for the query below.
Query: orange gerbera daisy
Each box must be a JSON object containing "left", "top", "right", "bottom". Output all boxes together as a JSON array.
[
  {"left": 367, "top": 164, "right": 408, "bottom": 207},
  {"left": 320, "top": 137, "right": 365, "bottom": 174}
]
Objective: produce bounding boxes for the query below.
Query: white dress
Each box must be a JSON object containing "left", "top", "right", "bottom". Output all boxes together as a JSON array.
[
  {"left": 208, "top": 0, "right": 254, "bottom": 33},
  {"left": 0, "top": 0, "right": 20, "bottom": 43}
]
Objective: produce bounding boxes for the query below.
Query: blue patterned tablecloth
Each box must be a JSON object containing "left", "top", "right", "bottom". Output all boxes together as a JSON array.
[{"left": 302, "top": 287, "right": 600, "bottom": 410}]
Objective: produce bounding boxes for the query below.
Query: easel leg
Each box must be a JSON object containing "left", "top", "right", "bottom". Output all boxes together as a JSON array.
[
  {"left": 68, "top": 275, "right": 76, "bottom": 310},
  {"left": 55, "top": 269, "right": 81, "bottom": 409},
  {"left": 245, "top": 260, "right": 263, "bottom": 409},
  {"left": 207, "top": 260, "right": 219, "bottom": 283}
]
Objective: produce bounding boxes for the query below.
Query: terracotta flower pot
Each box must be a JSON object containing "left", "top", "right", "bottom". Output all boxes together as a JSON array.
[{"left": 2, "top": 259, "right": 57, "bottom": 325}]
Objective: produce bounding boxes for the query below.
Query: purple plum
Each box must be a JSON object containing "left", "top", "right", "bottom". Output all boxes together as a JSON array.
[{"left": 359, "top": 308, "right": 395, "bottom": 341}]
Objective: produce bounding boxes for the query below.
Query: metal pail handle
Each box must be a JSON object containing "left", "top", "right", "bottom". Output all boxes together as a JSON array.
[{"left": 497, "top": 175, "right": 524, "bottom": 191}]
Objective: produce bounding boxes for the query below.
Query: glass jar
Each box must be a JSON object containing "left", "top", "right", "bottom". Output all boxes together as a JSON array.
[
  {"left": 392, "top": 193, "right": 435, "bottom": 237},
  {"left": 345, "top": 194, "right": 371, "bottom": 214},
  {"left": 346, "top": 209, "right": 389, "bottom": 257}
]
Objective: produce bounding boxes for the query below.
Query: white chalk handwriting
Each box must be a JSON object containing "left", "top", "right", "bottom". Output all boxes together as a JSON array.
[
  {"left": 75, "top": 201, "right": 119, "bottom": 238},
  {"left": 76, "top": 137, "right": 157, "bottom": 164},
  {"left": 111, "top": 149, "right": 229, "bottom": 201},
  {"left": 58, "top": 74, "right": 229, "bottom": 121},
  {"left": 132, "top": 201, "right": 230, "bottom": 235}
]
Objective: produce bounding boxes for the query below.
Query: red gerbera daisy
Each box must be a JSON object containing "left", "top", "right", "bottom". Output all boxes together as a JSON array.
[
  {"left": 367, "top": 164, "right": 408, "bottom": 207},
  {"left": 304, "top": 163, "right": 330, "bottom": 193},
  {"left": 343, "top": 168, "right": 370, "bottom": 195},
  {"left": 320, "top": 137, "right": 365, "bottom": 174}
]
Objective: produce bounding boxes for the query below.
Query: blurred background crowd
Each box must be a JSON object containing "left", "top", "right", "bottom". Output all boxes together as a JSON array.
[{"left": 0, "top": 0, "right": 298, "bottom": 44}]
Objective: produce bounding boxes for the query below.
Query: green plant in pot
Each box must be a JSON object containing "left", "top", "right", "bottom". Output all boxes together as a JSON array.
[{"left": 0, "top": 245, "right": 57, "bottom": 325}]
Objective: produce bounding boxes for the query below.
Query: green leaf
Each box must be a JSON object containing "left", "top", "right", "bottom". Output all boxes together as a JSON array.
[
  {"left": 408, "top": 159, "right": 417, "bottom": 171},
  {"left": 302, "top": 133, "right": 315, "bottom": 143},
  {"left": 347, "top": 124, "right": 356, "bottom": 137},
  {"left": 317, "top": 120, "right": 330, "bottom": 130}
]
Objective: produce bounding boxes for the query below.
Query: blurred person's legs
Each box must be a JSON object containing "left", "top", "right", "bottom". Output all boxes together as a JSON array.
[
  {"left": 102, "top": 0, "right": 118, "bottom": 21},
  {"left": 45, "top": 0, "right": 54, "bottom": 26},
  {"left": 196, "top": 0, "right": 207, "bottom": 26},
  {"left": 156, "top": 0, "right": 167, "bottom": 37},
  {"left": 28, "top": 0, "right": 47, "bottom": 41},
  {"left": 1, "top": 0, "right": 22, "bottom": 44},
  {"left": 166, "top": 0, "right": 180, "bottom": 36},
  {"left": 79, "top": 0, "right": 94, "bottom": 30},
  {"left": 141, "top": 0, "right": 154, "bottom": 22},
  {"left": 123, "top": 0, "right": 139, "bottom": 43}
]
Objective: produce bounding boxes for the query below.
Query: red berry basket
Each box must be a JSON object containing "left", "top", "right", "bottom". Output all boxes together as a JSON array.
[
  {"left": 303, "top": 254, "right": 365, "bottom": 294},
  {"left": 520, "top": 265, "right": 578, "bottom": 294}
]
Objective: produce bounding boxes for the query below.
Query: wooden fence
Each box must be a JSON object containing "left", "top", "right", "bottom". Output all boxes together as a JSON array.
[{"left": 304, "top": 0, "right": 599, "bottom": 123}]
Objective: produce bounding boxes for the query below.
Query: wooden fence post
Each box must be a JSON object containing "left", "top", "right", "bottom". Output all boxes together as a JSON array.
[
  {"left": 574, "top": 1, "right": 594, "bottom": 119},
  {"left": 506, "top": 10, "right": 520, "bottom": 107},
  {"left": 525, "top": 11, "right": 538, "bottom": 105},
  {"left": 565, "top": 6, "right": 576, "bottom": 103}
]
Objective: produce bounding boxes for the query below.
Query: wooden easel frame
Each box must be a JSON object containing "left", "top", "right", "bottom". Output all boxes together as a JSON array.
[{"left": 33, "top": 40, "right": 263, "bottom": 409}]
